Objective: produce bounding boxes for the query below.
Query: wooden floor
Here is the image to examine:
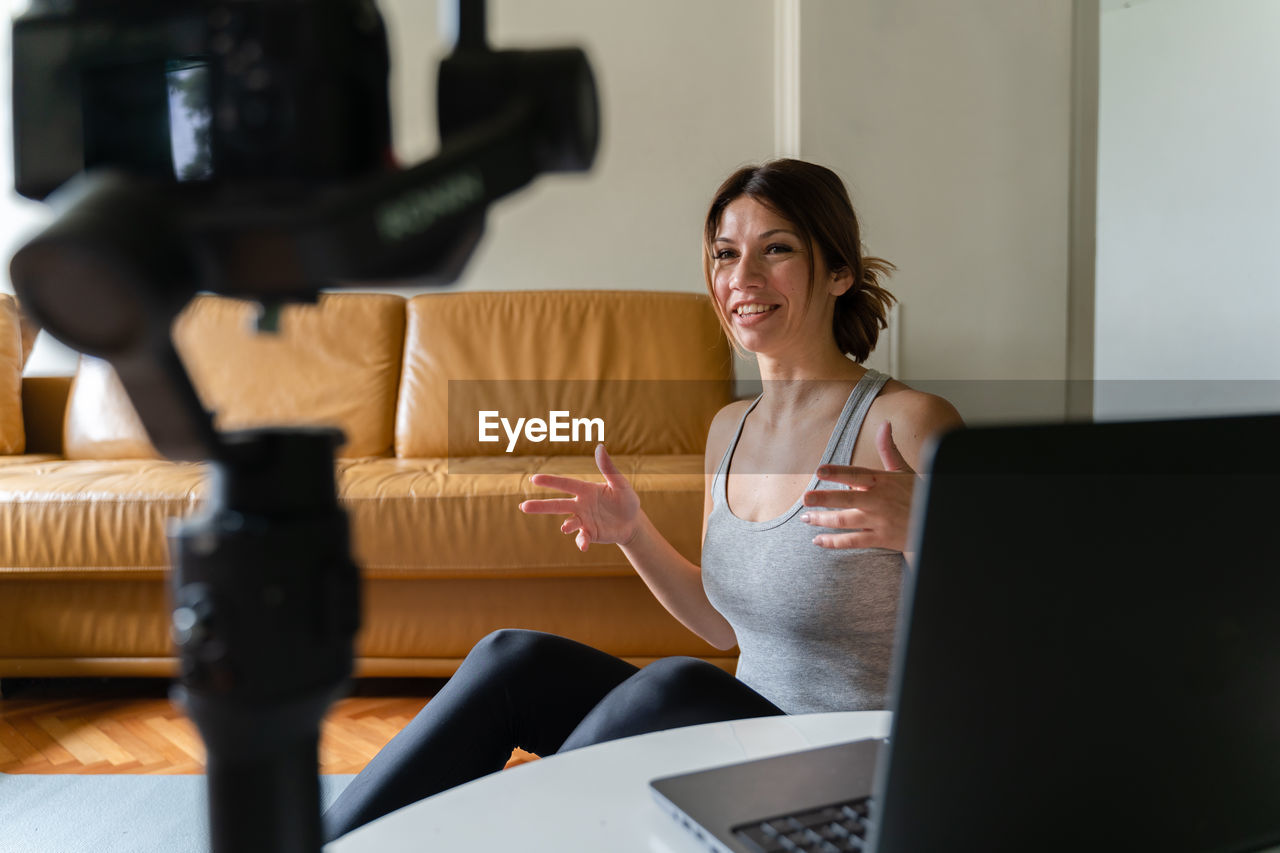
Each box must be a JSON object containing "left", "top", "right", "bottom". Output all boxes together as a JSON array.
[{"left": 0, "top": 678, "right": 440, "bottom": 775}]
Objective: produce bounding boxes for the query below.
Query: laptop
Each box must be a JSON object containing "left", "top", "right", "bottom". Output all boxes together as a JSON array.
[{"left": 651, "top": 413, "right": 1280, "bottom": 853}]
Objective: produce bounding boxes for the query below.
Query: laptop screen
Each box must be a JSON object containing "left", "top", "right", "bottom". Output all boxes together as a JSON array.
[{"left": 871, "top": 414, "right": 1280, "bottom": 853}]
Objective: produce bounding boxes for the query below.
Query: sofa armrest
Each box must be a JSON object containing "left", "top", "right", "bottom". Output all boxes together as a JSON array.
[{"left": 21, "top": 375, "right": 72, "bottom": 455}]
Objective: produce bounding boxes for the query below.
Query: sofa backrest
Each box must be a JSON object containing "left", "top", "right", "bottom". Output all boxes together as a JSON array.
[
  {"left": 0, "top": 295, "right": 25, "bottom": 454},
  {"left": 395, "top": 290, "right": 734, "bottom": 458},
  {"left": 63, "top": 293, "right": 407, "bottom": 459}
]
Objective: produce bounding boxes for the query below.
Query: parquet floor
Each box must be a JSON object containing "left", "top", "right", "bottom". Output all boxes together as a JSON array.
[{"left": 0, "top": 678, "right": 440, "bottom": 775}]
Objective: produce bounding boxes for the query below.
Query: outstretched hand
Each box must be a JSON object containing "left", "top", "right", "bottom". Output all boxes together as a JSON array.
[
  {"left": 801, "top": 421, "right": 917, "bottom": 552},
  {"left": 519, "top": 444, "right": 641, "bottom": 551}
]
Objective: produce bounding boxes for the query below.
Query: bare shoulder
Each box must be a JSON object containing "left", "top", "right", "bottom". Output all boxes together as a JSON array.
[
  {"left": 866, "top": 380, "right": 965, "bottom": 469},
  {"left": 704, "top": 399, "right": 754, "bottom": 474},
  {"left": 877, "top": 380, "right": 964, "bottom": 432}
]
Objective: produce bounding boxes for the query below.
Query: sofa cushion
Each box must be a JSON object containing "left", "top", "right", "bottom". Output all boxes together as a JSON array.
[
  {"left": 1, "top": 295, "right": 25, "bottom": 454},
  {"left": 63, "top": 293, "right": 407, "bottom": 459},
  {"left": 0, "top": 457, "right": 207, "bottom": 577},
  {"left": 340, "top": 454, "right": 705, "bottom": 578},
  {"left": 395, "top": 291, "right": 734, "bottom": 458},
  {"left": 0, "top": 454, "right": 702, "bottom": 580}
]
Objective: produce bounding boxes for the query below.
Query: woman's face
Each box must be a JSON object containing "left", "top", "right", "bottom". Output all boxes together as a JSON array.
[{"left": 711, "top": 196, "right": 845, "bottom": 357}]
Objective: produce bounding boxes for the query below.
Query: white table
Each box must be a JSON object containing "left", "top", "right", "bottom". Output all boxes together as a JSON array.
[{"left": 326, "top": 711, "right": 891, "bottom": 853}]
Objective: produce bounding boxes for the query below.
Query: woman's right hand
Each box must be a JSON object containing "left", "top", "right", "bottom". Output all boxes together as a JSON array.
[{"left": 519, "top": 444, "right": 641, "bottom": 551}]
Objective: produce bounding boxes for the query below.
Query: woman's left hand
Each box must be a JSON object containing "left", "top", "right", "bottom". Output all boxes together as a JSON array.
[{"left": 801, "top": 421, "right": 917, "bottom": 552}]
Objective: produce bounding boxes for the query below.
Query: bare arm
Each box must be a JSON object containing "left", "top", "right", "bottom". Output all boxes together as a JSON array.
[
  {"left": 519, "top": 428, "right": 740, "bottom": 649},
  {"left": 618, "top": 510, "right": 735, "bottom": 649}
]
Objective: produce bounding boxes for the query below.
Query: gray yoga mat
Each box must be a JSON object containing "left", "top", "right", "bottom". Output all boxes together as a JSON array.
[{"left": 0, "top": 771, "right": 353, "bottom": 853}]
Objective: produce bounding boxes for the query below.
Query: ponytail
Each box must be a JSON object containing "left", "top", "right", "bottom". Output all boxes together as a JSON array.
[{"left": 833, "top": 255, "right": 896, "bottom": 363}]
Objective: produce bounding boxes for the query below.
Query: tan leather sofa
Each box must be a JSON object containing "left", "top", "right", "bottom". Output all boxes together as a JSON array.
[{"left": 0, "top": 290, "right": 738, "bottom": 679}]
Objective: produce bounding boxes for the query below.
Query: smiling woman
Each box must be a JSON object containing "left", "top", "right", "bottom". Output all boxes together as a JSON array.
[
  {"left": 323, "top": 160, "right": 963, "bottom": 843},
  {"left": 703, "top": 159, "right": 897, "bottom": 366}
]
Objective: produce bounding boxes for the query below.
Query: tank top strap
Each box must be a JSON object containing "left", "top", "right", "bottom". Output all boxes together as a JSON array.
[
  {"left": 824, "top": 368, "right": 890, "bottom": 466},
  {"left": 711, "top": 395, "right": 761, "bottom": 507}
]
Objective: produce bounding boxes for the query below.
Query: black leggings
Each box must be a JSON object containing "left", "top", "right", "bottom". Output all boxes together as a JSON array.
[{"left": 322, "top": 629, "right": 783, "bottom": 840}]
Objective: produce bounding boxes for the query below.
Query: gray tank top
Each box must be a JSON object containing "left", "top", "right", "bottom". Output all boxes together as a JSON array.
[{"left": 701, "top": 369, "right": 905, "bottom": 713}]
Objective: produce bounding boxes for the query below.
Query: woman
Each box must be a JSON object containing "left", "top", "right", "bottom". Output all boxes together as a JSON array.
[{"left": 323, "top": 159, "right": 962, "bottom": 840}]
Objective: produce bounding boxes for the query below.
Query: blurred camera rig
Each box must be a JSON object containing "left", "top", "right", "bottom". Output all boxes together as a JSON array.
[{"left": 7, "top": 1, "right": 599, "bottom": 850}]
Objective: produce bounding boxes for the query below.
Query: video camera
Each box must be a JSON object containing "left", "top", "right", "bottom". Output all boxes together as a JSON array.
[
  {"left": 10, "top": 0, "right": 597, "bottom": 367},
  {"left": 8, "top": 1, "right": 599, "bottom": 850}
]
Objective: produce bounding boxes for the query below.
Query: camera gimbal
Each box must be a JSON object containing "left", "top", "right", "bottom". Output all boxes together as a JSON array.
[{"left": 8, "top": 1, "right": 599, "bottom": 850}]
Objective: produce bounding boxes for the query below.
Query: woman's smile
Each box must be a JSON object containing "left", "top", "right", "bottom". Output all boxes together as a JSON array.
[
  {"left": 712, "top": 196, "right": 825, "bottom": 353},
  {"left": 731, "top": 301, "right": 781, "bottom": 326}
]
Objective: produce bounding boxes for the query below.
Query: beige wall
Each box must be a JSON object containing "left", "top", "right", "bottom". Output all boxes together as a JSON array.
[
  {"left": 11, "top": 0, "right": 1092, "bottom": 419},
  {"left": 382, "top": 0, "right": 777, "bottom": 295},
  {"left": 799, "top": 0, "right": 1081, "bottom": 421},
  {"left": 382, "top": 0, "right": 1087, "bottom": 421},
  {"left": 1095, "top": 0, "right": 1280, "bottom": 419}
]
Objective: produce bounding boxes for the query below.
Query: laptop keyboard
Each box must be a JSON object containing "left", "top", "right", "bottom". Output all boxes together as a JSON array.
[{"left": 732, "top": 797, "right": 873, "bottom": 853}]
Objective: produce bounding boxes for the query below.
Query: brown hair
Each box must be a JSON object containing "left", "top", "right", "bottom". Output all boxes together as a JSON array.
[{"left": 702, "top": 159, "right": 896, "bottom": 363}]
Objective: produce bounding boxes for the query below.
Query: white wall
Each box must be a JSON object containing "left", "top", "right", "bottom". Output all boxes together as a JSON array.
[
  {"left": 381, "top": 0, "right": 776, "bottom": 295},
  {"left": 1095, "top": 0, "right": 1280, "bottom": 418},
  {"left": 799, "top": 0, "right": 1080, "bottom": 422},
  {"left": 4, "top": 0, "right": 1088, "bottom": 415},
  {"left": 11, "top": 2, "right": 1276, "bottom": 419}
]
